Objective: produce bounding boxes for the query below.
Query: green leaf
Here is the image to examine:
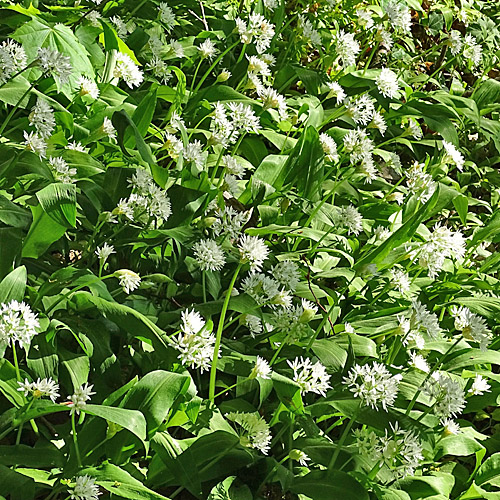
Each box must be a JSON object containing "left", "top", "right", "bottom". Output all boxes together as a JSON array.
[
  {"left": 208, "top": 477, "right": 252, "bottom": 500},
  {"left": 453, "top": 194, "right": 468, "bottom": 225},
  {"left": 84, "top": 404, "right": 147, "bottom": 444},
  {"left": 36, "top": 183, "right": 77, "bottom": 228},
  {"left": 0, "top": 195, "right": 31, "bottom": 228},
  {"left": 127, "top": 86, "right": 157, "bottom": 145},
  {"left": 476, "top": 453, "right": 500, "bottom": 487},
  {"left": 0, "top": 265, "right": 27, "bottom": 303},
  {"left": 81, "top": 463, "right": 170, "bottom": 500},
  {"left": 435, "top": 434, "right": 484, "bottom": 459},
  {"left": 0, "top": 464, "right": 35, "bottom": 500},
  {"left": 0, "top": 445, "right": 63, "bottom": 468},
  {"left": 112, "top": 109, "right": 156, "bottom": 165},
  {"left": 290, "top": 470, "right": 369, "bottom": 500},
  {"left": 271, "top": 372, "right": 304, "bottom": 414},
  {"left": 121, "top": 370, "right": 190, "bottom": 433}
]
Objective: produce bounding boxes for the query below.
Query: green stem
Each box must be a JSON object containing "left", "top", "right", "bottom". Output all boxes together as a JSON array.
[
  {"left": 328, "top": 406, "right": 359, "bottom": 470},
  {"left": 12, "top": 344, "right": 21, "bottom": 382},
  {"left": 208, "top": 263, "right": 242, "bottom": 401},
  {"left": 190, "top": 59, "right": 203, "bottom": 94},
  {"left": 71, "top": 412, "right": 82, "bottom": 468},
  {"left": 194, "top": 41, "right": 239, "bottom": 93}
]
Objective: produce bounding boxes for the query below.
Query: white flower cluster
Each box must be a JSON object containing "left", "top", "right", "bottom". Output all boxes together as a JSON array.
[
  {"left": 226, "top": 411, "right": 272, "bottom": 454},
  {"left": 376, "top": 67, "right": 399, "bottom": 98},
  {"left": 337, "top": 205, "right": 364, "bottom": 235},
  {"left": 193, "top": 239, "right": 226, "bottom": 272},
  {"left": 442, "top": 141, "right": 465, "bottom": 172},
  {"left": 116, "top": 168, "right": 172, "bottom": 227},
  {"left": 211, "top": 205, "right": 251, "bottom": 239},
  {"left": 416, "top": 224, "right": 466, "bottom": 278},
  {"left": 171, "top": 309, "right": 216, "bottom": 372},
  {"left": 236, "top": 13, "right": 275, "bottom": 54},
  {"left": 113, "top": 52, "right": 144, "bottom": 88},
  {"left": 210, "top": 101, "right": 261, "bottom": 149},
  {"left": 408, "top": 300, "right": 443, "bottom": 346},
  {"left": 288, "top": 357, "right": 331, "bottom": 396},
  {"left": 37, "top": 47, "right": 72, "bottom": 86},
  {"left": 298, "top": 15, "right": 321, "bottom": 47},
  {"left": 238, "top": 235, "right": 269, "bottom": 272},
  {"left": 18, "top": 377, "right": 60, "bottom": 403},
  {"left": 423, "top": 372, "right": 466, "bottom": 419},
  {"left": 115, "top": 269, "right": 142, "bottom": 294},
  {"left": 384, "top": 0, "right": 412, "bottom": 33},
  {"left": 68, "top": 383, "right": 95, "bottom": 415},
  {"left": 335, "top": 30, "right": 360, "bottom": 68},
  {"left": 406, "top": 161, "right": 436, "bottom": 203},
  {"left": 29, "top": 98, "right": 55, "bottom": 139},
  {"left": 344, "top": 362, "right": 402, "bottom": 411},
  {"left": 68, "top": 475, "right": 101, "bottom": 500},
  {"left": 0, "top": 39, "right": 27, "bottom": 84},
  {"left": 49, "top": 157, "right": 77, "bottom": 184},
  {"left": 0, "top": 300, "right": 39, "bottom": 349},
  {"left": 354, "top": 423, "right": 423, "bottom": 481},
  {"left": 450, "top": 305, "right": 492, "bottom": 350},
  {"left": 249, "top": 356, "right": 272, "bottom": 380}
]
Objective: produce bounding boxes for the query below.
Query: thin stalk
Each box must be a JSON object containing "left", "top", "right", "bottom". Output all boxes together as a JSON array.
[
  {"left": 12, "top": 344, "right": 21, "bottom": 382},
  {"left": 0, "top": 81, "right": 36, "bottom": 136},
  {"left": 190, "top": 59, "right": 203, "bottom": 94},
  {"left": 328, "top": 406, "right": 359, "bottom": 470},
  {"left": 71, "top": 412, "right": 82, "bottom": 468},
  {"left": 208, "top": 263, "right": 243, "bottom": 401},
  {"left": 202, "top": 271, "right": 207, "bottom": 303}
]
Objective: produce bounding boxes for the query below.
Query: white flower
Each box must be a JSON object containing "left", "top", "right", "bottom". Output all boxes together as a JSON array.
[
  {"left": 17, "top": 377, "right": 60, "bottom": 403},
  {"left": 172, "top": 310, "right": 215, "bottom": 372},
  {"left": 227, "top": 102, "right": 261, "bottom": 134},
  {"left": 346, "top": 94, "right": 375, "bottom": 126},
  {"left": 146, "top": 57, "right": 172, "bottom": 84},
  {"left": 384, "top": 0, "right": 412, "bottom": 33},
  {"left": 115, "top": 269, "right": 141, "bottom": 294},
  {"left": 376, "top": 67, "right": 399, "bottom": 98},
  {"left": 23, "top": 131, "right": 47, "bottom": 158},
  {"left": 169, "top": 39, "right": 184, "bottom": 58},
  {"left": 249, "top": 356, "right": 272, "bottom": 379},
  {"left": 299, "top": 299, "right": 318, "bottom": 323},
  {"left": 0, "top": 300, "right": 39, "bottom": 349},
  {"left": 159, "top": 2, "right": 176, "bottom": 32},
  {"left": 298, "top": 15, "right": 322, "bottom": 47},
  {"left": 343, "top": 128, "right": 374, "bottom": 164},
  {"left": 391, "top": 268, "right": 411, "bottom": 294},
  {"left": 29, "top": 98, "right": 55, "bottom": 139},
  {"left": 407, "top": 161, "right": 436, "bottom": 203},
  {"left": 198, "top": 39, "right": 218, "bottom": 60},
  {"left": 95, "top": 243, "right": 115, "bottom": 264},
  {"left": 450, "top": 305, "right": 492, "bottom": 350},
  {"left": 193, "top": 239, "right": 226, "bottom": 271},
  {"left": 242, "top": 273, "right": 280, "bottom": 305},
  {"left": 258, "top": 86, "right": 287, "bottom": 120},
  {"left": 338, "top": 205, "right": 363, "bottom": 235},
  {"left": 442, "top": 141, "right": 465, "bottom": 172},
  {"left": 102, "top": 117, "right": 116, "bottom": 140},
  {"left": 76, "top": 76, "right": 99, "bottom": 99},
  {"left": 114, "top": 52, "right": 143, "bottom": 88},
  {"left": 319, "top": 133, "right": 339, "bottom": 162},
  {"left": 449, "top": 31, "right": 463, "bottom": 56},
  {"left": 49, "top": 157, "right": 77, "bottom": 184},
  {"left": 87, "top": 11, "right": 103, "bottom": 28},
  {"left": 247, "top": 55, "right": 271, "bottom": 77},
  {"left": 226, "top": 412, "right": 272, "bottom": 454},
  {"left": 290, "top": 449, "right": 311, "bottom": 466},
  {"left": 468, "top": 374, "right": 490, "bottom": 396},
  {"left": 374, "top": 225, "right": 391, "bottom": 242},
  {"left": 67, "top": 383, "right": 95, "bottom": 415},
  {"left": 326, "top": 81, "right": 346, "bottom": 104},
  {"left": 67, "top": 141, "right": 86, "bottom": 152},
  {"left": 0, "top": 39, "right": 27, "bottom": 84},
  {"left": 408, "top": 351, "right": 429, "bottom": 373},
  {"left": 463, "top": 34, "right": 482, "bottom": 67},
  {"left": 271, "top": 261, "right": 300, "bottom": 291},
  {"left": 263, "top": 0, "right": 278, "bottom": 9},
  {"left": 335, "top": 30, "right": 360, "bottom": 68},
  {"left": 423, "top": 372, "right": 466, "bottom": 419},
  {"left": 245, "top": 315, "right": 262, "bottom": 336},
  {"left": 37, "top": 47, "right": 72, "bottom": 86},
  {"left": 416, "top": 224, "right": 466, "bottom": 278},
  {"left": 183, "top": 140, "right": 205, "bottom": 169},
  {"left": 288, "top": 357, "right": 331, "bottom": 396},
  {"left": 441, "top": 418, "right": 460, "bottom": 435},
  {"left": 217, "top": 68, "right": 231, "bottom": 82},
  {"left": 410, "top": 300, "right": 443, "bottom": 341},
  {"left": 357, "top": 8, "right": 374, "bottom": 29},
  {"left": 223, "top": 156, "right": 246, "bottom": 178},
  {"left": 68, "top": 475, "right": 101, "bottom": 500},
  {"left": 110, "top": 15, "right": 129, "bottom": 38},
  {"left": 344, "top": 362, "right": 401, "bottom": 411},
  {"left": 238, "top": 235, "right": 269, "bottom": 272},
  {"left": 212, "top": 206, "right": 250, "bottom": 239},
  {"left": 236, "top": 14, "right": 275, "bottom": 54}
]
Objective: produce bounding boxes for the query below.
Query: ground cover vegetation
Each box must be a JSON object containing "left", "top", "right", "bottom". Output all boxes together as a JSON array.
[{"left": 0, "top": 0, "right": 500, "bottom": 498}]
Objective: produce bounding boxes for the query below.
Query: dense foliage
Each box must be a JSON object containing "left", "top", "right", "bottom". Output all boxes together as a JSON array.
[{"left": 0, "top": 0, "right": 500, "bottom": 498}]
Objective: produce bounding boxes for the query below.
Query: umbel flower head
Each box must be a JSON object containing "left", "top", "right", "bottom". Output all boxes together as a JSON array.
[
  {"left": 344, "top": 362, "right": 402, "bottom": 411},
  {"left": 18, "top": 377, "right": 60, "bottom": 403},
  {"left": 68, "top": 474, "right": 101, "bottom": 500},
  {"left": 238, "top": 235, "right": 269, "bottom": 272},
  {"left": 171, "top": 309, "right": 216, "bottom": 372},
  {"left": 114, "top": 269, "right": 141, "bottom": 294},
  {"left": 226, "top": 411, "right": 272, "bottom": 454},
  {"left": 193, "top": 239, "right": 226, "bottom": 272},
  {"left": 37, "top": 47, "right": 72, "bottom": 86},
  {"left": 67, "top": 383, "right": 95, "bottom": 415},
  {"left": 249, "top": 356, "right": 272, "bottom": 380},
  {"left": 423, "top": 371, "right": 466, "bottom": 419},
  {"left": 0, "top": 300, "right": 39, "bottom": 349},
  {"left": 288, "top": 357, "right": 331, "bottom": 396},
  {"left": 450, "top": 305, "right": 492, "bottom": 350}
]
